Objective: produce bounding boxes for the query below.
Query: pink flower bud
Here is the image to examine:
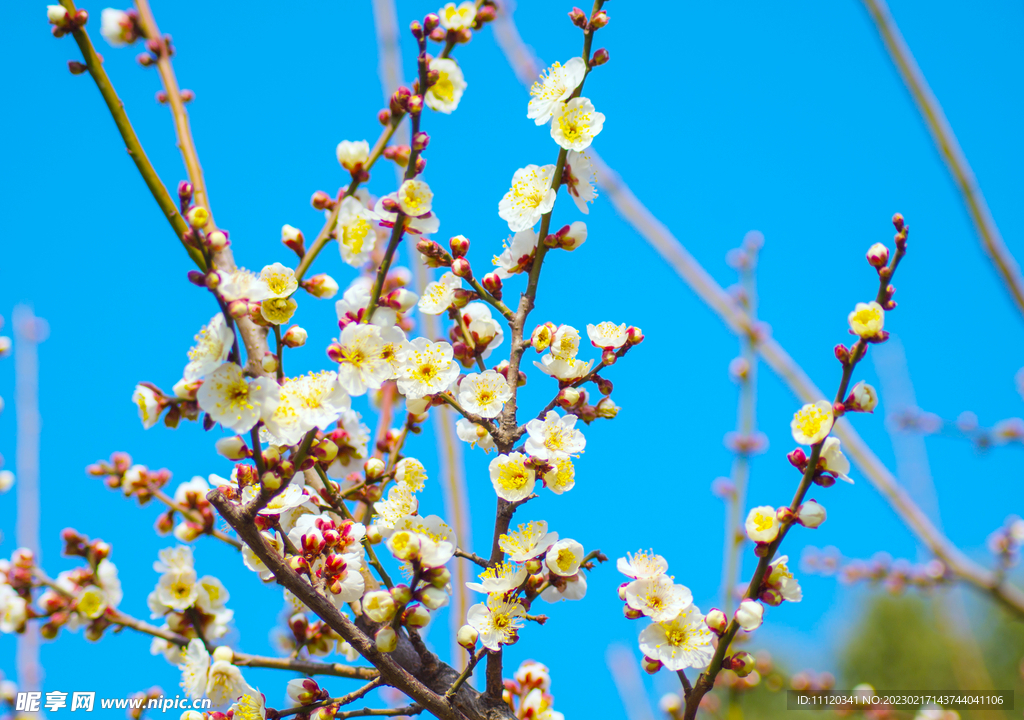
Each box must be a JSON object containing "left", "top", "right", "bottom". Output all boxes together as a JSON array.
[
  {"left": 482, "top": 272, "right": 502, "bottom": 295},
  {"left": 452, "top": 257, "right": 472, "bottom": 279},
  {"left": 568, "top": 6, "right": 587, "bottom": 28},
  {"left": 449, "top": 234, "right": 470, "bottom": 258},
  {"left": 590, "top": 47, "right": 610, "bottom": 67},
  {"left": 407, "top": 94, "right": 424, "bottom": 115},
  {"left": 866, "top": 242, "right": 889, "bottom": 268},
  {"left": 642, "top": 656, "right": 663, "bottom": 674},
  {"left": 226, "top": 300, "right": 248, "bottom": 320},
  {"left": 185, "top": 206, "right": 209, "bottom": 229},
  {"left": 311, "top": 191, "right": 332, "bottom": 210}
]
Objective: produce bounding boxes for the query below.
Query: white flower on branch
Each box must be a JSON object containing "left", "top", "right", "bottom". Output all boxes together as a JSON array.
[
  {"left": 336, "top": 139, "right": 370, "bottom": 172},
  {"left": 456, "top": 418, "right": 496, "bottom": 452},
  {"left": 766, "top": 555, "right": 803, "bottom": 603},
  {"left": 426, "top": 58, "right": 467, "bottom": 114},
  {"left": 545, "top": 538, "right": 584, "bottom": 577},
  {"left": 395, "top": 457, "right": 428, "bottom": 491},
  {"left": 466, "top": 561, "right": 527, "bottom": 594},
  {"left": 259, "top": 263, "right": 298, "bottom": 299},
  {"left": 466, "top": 594, "right": 526, "bottom": 651},
  {"left": 528, "top": 57, "right": 586, "bottom": 126},
  {"left": 459, "top": 370, "right": 512, "bottom": 418},
  {"left": 638, "top": 604, "right": 714, "bottom": 671},
  {"left": 418, "top": 271, "right": 462, "bottom": 315},
  {"left": 524, "top": 410, "right": 586, "bottom": 461},
  {"left": 463, "top": 303, "right": 504, "bottom": 357},
  {"left": 617, "top": 549, "right": 670, "bottom": 580},
  {"left": 132, "top": 384, "right": 162, "bottom": 429},
  {"left": 564, "top": 150, "right": 598, "bottom": 213},
  {"left": 790, "top": 400, "right": 834, "bottom": 446},
  {"left": 587, "top": 321, "right": 628, "bottom": 350},
  {"left": 539, "top": 571, "right": 587, "bottom": 602},
  {"left": 744, "top": 505, "right": 780, "bottom": 544},
  {"left": 184, "top": 313, "right": 233, "bottom": 381},
  {"left": 229, "top": 690, "right": 267, "bottom": 720},
  {"left": 375, "top": 191, "right": 440, "bottom": 237},
  {"left": 543, "top": 456, "right": 576, "bottom": 495},
  {"left": 820, "top": 437, "right": 853, "bottom": 483},
  {"left": 396, "top": 337, "right": 459, "bottom": 399},
  {"left": 216, "top": 268, "right": 271, "bottom": 303},
  {"left": 438, "top": 1, "right": 476, "bottom": 30},
  {"left": 498, "top": 165, "right": 557, "bottom": 232},
  {"left": 734, "top": 598, "right": 764, "bottom": 631},
  {"left": 197, "top": 363, "right": 280, "bottom": 433},
  {"left": 625, "top": 575, "right": 694, "bottom": 622},
  {"left": 489, "top": 452, "right": 536, "bottom": 502},
  {"left": 336, "top": 196, "right": 381, "bottom": 268},
  {"left": 180, "top": 641, "right": 249, "bottom": 708},
  {"left": 262, "top": 371, "right": 350, "bottom": 447},
  {"left": 499, "top": 520, "right": 558, "bottom": 562},
  {"left": 550, "top": 97, "right": 605, "bottom": 152},
  {"left": 332, "top": 323, "right": 393, "bottom": 396}
]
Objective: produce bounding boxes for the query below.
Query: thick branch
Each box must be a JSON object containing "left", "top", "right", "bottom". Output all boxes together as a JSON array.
[{"left": 208, "top": 489, "right": 515, "bottom": 720}]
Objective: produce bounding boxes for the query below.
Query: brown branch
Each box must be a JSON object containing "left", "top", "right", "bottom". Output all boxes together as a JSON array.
[
  {"left": 57, "top": 0, "right": 205, "bottom": 270},
  {"left": 860, "top": 0, "right": 1024, "bottom": 321},
  {"left": 208, "top": 488, "right": 514, "bottom": 720}
]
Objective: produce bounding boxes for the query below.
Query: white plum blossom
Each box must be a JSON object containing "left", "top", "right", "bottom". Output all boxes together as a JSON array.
[
  {"left": 820, "top": 437, "right": 853, "bottom": 483},
  {"left": 463, "top": 303, "right": 504, "bottom": 357},
  {"left": 185, "top": 314, "right": 234, "bottom": 381},
  {"left": 466, "top": 562, "right": 527, "bottom": 594},
  {"left": 539, "top": 571, "right": 588, "bottom": 603},
  {"left": 426, "top": 57, "right": 467, "bottom": 114},
  {"left": 216, "top": 268, "right": 271, "bottom": 303},
  {"left": 492, "top": 229, "right": 540, "bottom": 279},
  {"left": 418, "top": 272, "right": 463, "bottom": 315},
  {"left": 625, "top": 575, "right": 693, "bottom": 622},
  {"left": 587, "top": 321, "right": 628, "bottom": 350},
  {"left": 229, "top": 691, "right": 267, "bottom": 720},
  {"left": 262, "top": 371, "right": 350, "bottom": 446},
  {"left": 375, "top": 485, "right": 419, "bottom": 530},
  {"left": 499, "top": 520, "right": 558, "bottom": 562},
  {"left": 132, "top": 384, "right": 162, "bottom": 429},
  {"left": 241, "top": 530, "right": 284, "bottom": 581},
  {"left": 396, "top": 338, "right": 460, "bottom": 399},
  {"left": 100, "top": 8, "right": 134, "bottom": 47},
  {"left": 735, "top": 598, "right": 764, "bottom": 631},
  {"left": 395, "top": 457, "right": 428, "bottom": 492},
  {"left": 334, "top": 323, "right": 393, "bottom": 396},
  {"left": 544, "top": 538, "right": 584, "bottom": 577},
  {"left": 543, "top": 456, "right": 575, "bottom": 494},
  {"left": 196, "top": 363, "right": 280, "bottom": 434},
  {"left": 745, "top": 505, "right": 780, "bottom": 544},
  {"left": 326, "top": 408, "right": 372, "bottom": 478},
  {"left": 456, "top": 418, "right": 496, "bottom": 453},
  {"left": 0, "top": 585, "right": 28, "bottom": 633},
  {"left": 259, "top": 263, "right": 298, "bottom": 298},
  {"left": 392, "top": 515, "right": 456, "bottom": 568},
  {"left": 534, "top": 325, "right": 593, "bottom": 381},
  {"left": 638, "top": 605, "right": 714, "bottom": 671},
  {"left": 791, "top": 400, "right": 834, "bottom": 446},
  {"left": 489, "top": 452, "right": 536, "bottom": 502},
  {"left": 564, "top": 150, "right": 597, "bottom": 213},
  {"left": 375, "top": 185, "right": 439, "bottom": 237},
  {"left": 466, "top": 595, "right": 526, "bottom": 651},
  {"left": 618, "top": 554, "right": 670, "bottom": 584},
  {"left": 528, "top": 58, "right": 587, "bottom": 125},
  {"left": 438, "top": 1, "right": 476, "bottom": 30},
  {"left": 336, "top": 196, "right": 381, "bottom": 267},
  {"left": 337, "top": 140, "right": 370, "bottom": 172},
  {"left": 766, "top": 555, "right": 803, "bottom": 602},
  {"left": 498, "top": 165, "right": 557, "bottom": 232},
  {"left": 180, "top": 641, "right": 249, "bottom": 707},
  {"left": 551, "top": 97, "right": 605, "bottom": 151},
  {"left": 459, "top": 370, "right": 512, "bottom": 418},
  {"left": 524, "top": 411, "right": 586, "bottom": 460}
]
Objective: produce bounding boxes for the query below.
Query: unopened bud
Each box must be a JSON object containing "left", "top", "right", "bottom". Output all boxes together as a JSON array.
[
  {"left": 390, "top": 584, "right": 413, "bottom": 606},
  {"left": 362, "top": 590, "right": 396, "bottom": 623},
  {"left": 413, "top": 131, "right": 430, "bottom": 152},
  {"left": 403, "top": 603, "right": 432, "bottom": 628},
  {"left": 227, "top": 300, "right": 249, "bottom": 320},
  {"left": 68, "top": 60, "right": 88, "bottom": 75},
  {"left": 623, "top": 605, "right": 643, "bottom": 619},
  {"left": 178, "top": 181, "right": 193, "bottom": 205},
  {"left": 556, "top": 387, "right": 581, "bottom": 408},
  {"left": 261, "top": 352, "right": 279, "bottom": 374},
  {"left": 429, "top": 26, "right": 447, "bottom": 41},
  {"left": 642, "top": 656, "right": 663, "bottom": 674},
  {"left": 311, "top": 191, "right": 332, "bottom": 210},
  {"left": 590, "top": 47, "right": 609, "bottom": 66},
  {"left": 787, "top": 447, "right": 807, "bottom": 468},
  {"left": 47, "top": 5, "right": 70, "bottom": 26},
  {"left": 705, "top": 608, "right": 728, "bottom": 634},
  {"left": 279, "top": 325, "right": 306, "bottom": 348},
  {"left": 261, "top": 471, "right": 282, "bottom": 491},
  {"left": 482, "top": 272, "right": 502, "bottom": 295},
  {"left": 281, "top": 224, "right": 306, "bottom": 256},
  {"left": 407, "top": 94, "right": 424, "bottom": 115},
  {"left": 449, "top": 234, "right": 470, "bottom": 258},
  {"left": 726, "top": 651, "right": 757, "bottom": 678},
  {"left": 390, "top": 86, "right": 412, "bottom": 116},
  {"left": 796, "top": 499, "right": 827, "bottom": 528},
  {"left": 302, "top": 273, "right": 338, "bottom": 299},
  {"left": 452, "top": 257, "right": 472, "bottom": 279},
  {"left": 568, "top": 6, "right": 587, "bottom": 28},
  {"left": 626, "top": 326, "right": 644, "bottom": 344},
  {"left": 866, "top": 242, "right": 889, "bottom": 268},
  {"left": 847, "top": 381, "right": 878, "bottom": 413},
  {"left": 385, "top": 288, "right": 419, "bottom": 312},
  {"left": 186, "top": 206, "right": 209, "bottom": 229},
  {"left": 410, "top": 19, "right": 423, "bottom": 39},
  {"left": 206, "top": 229, "right": 229, "bottom": 252},
  {"left": 425, "top": 566, "right": 451, "bottom": 588},
  {"left": 588, "top": 10, "right": 609, "bottom": 29},
  {"left": 215, "top": 436, "right": 251, "bottom": 460},
  {"left": 375, "top": 626, "right": 398, "bottom": 652},
  {"left": 364, "top": 458, "right": 386, "bottom": 479},
  {"left": 457, "top": 624, "right": 478, "bottom": 649}
]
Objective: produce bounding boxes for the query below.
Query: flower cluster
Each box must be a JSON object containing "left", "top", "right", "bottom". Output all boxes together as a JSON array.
[
  {"left": 616, "top": 550, "right": 714, "bottom": 672},
  {"left": 503, "top": 660, "right": 566, "bottom": 720}
]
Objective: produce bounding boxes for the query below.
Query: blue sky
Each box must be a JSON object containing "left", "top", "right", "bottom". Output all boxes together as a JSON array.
[{"left": 2, "top": 0, "right": 1023, "bottom": 716}]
